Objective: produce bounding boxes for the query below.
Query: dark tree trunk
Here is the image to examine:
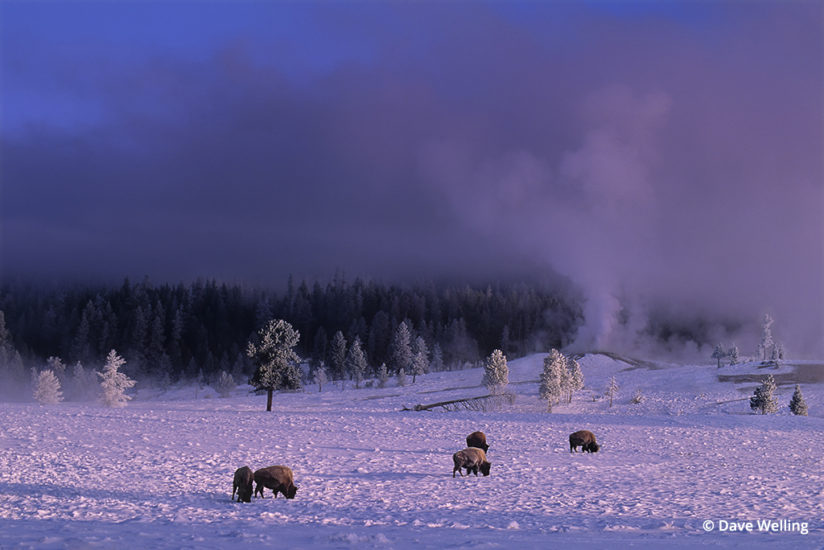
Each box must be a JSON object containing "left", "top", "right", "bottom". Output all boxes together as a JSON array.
[{"left": 266, "top": 389, "right": 273, "bottom": 411}]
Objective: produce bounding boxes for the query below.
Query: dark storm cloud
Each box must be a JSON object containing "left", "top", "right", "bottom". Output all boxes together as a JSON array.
[{"left": 1, "top": 2, "right": 822, "bottom": 353}]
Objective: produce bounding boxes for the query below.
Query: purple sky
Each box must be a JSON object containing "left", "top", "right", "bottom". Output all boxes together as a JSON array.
[{"left": 1, "top": 2, "right": 822, "bottom": 353}]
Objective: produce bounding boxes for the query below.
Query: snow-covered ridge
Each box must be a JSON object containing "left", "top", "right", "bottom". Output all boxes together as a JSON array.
[{"left": 1, "top": 353, "right": 822, "bottom": 548}]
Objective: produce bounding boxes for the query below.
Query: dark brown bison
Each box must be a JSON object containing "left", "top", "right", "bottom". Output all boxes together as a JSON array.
[
  {"left": 232, "top": 466, "right": 254, "bottom": 503},
  {"left": 465, "top": 431, "right": 489, "bottom": 452},
  {"left": 254, "top": 465, "right": 298, "bottom": 499},
  {"left": 452, "top": 447, "right": 491, "bottom": 477},
  {"left": 569, "top": 430, "right": 600, "bottom": 453}
]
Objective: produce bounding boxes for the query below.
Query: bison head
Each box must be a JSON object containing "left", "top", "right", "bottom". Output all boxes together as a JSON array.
[
  {"left": 286, "top": 485, "right": 298, "bottom": 499},
  {"left": 585, "top": 442, "right": 600, "bottom": 453},
  {"left": 480, "top": 461, "right": 491, "bottom": 476}
]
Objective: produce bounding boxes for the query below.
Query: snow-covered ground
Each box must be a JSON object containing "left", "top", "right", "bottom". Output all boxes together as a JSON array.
[{"left": 1, "top": 353, "right": 822, "bottom": 549}]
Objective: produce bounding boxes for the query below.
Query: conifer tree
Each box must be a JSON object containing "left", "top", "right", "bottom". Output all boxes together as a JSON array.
[
  {"left": 390, "top": 321, "right": 413, "bottom": 374},
  {"left": 313, "top": 364, "right": 328, "bottom": 392},
  {"left": 377, "top": 363, "right": 389, "bottom": 388},
  {"left": 605, "top": 376, "right": 619, "bottom": 408},
  {"left": 214, "top": 370, "right": 236, "bottom": 398},
  {"left": 71, "top": 361, "right": 98, "bottom": 401},
  {"left": 758, "top": 313, "right": 775, "bottom": 362},
  {"left": 33, "top": 369, "right": 63, "bottom": 404},
  {"left": 328, "top": 331, "right": 347, "bottom": 381},
  {"left": 539, "top": 349, "right": 565, "bottom": 412},
  {"left": 98, "top": 349, "right": 136, "bottom": 408},
  {"left": 396, "top": 367, "right": 407, "bottom": 387},
  {"left": 411, "top": 336, "right": 429, "bottom": 383},
  {"left": 345, "top": 337, "right": 368, "bottom": 389},
  {"left": 728, "top": 344, "right": 739, "bottom": 365},
  {"left": 712, "top": 345, "right": 726, "bottom": 368},
  {"left": 565, "top": 355, "right": 584, "bottom": 403},
  {"left": 789, "top": 384, "right": 808, "bottom": 416},
  {"left": 247, "top": 319, "right": 302, "bottom": 411},
  {"left": 750, "top": 374, "right": 778, "bottom": 414},
  {"left": 430, "top": 344, "right": 444, "bottom": 373},
  {"left": 482, "top": 349, "right": 509, "bottom": 395}
]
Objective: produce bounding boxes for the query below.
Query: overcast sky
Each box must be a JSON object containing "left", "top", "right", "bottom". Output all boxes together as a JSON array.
[{"left": 1, "top": 2, "right": 822, "bottom": 352}]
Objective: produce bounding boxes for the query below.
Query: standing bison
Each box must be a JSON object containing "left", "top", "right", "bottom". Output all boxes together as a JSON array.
[
  {"left": 254, "top": 465, "right": 298, "bottom": 499},
  {"left": 232, "top": 466, "right": 254, "bottom": 503},
  {"left": 465, "top": 431, "right": 489, "bottom": 452},
  {"left": 569, "top": 430, "right": 600, "bottom": 453},
  {"left": 452, "top": 447, "right": 491, "bottom": 477}
]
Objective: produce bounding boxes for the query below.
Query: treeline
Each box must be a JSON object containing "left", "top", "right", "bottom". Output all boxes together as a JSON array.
[{"left": 0, "top": 276, "right": 581, "bottom": 397}]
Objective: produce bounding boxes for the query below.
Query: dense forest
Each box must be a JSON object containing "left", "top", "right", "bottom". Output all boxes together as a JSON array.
[{"left": 0, "top": 276, "right": 582, "bottom": 399}]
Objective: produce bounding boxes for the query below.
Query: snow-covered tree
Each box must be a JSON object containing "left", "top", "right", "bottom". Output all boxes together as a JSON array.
[
  {"left": 46, "top": 356, "right": 67, "bottom": 384},
  {"left": 411, "top": 336, "right": 429, "bottom": 383},
  {"left": 539, "top": 349, "right": 565, "bottom": 412},
  {"left": 313, "top": 364, "right": 328, "bottom": 392},
  {"left": 247, "top": 319, "right": 302, "bottom": 412},
  {"left": 757, "top": 313, "right": 775, "bottom": 362},
  {"left": 396, "top": 367, "right": 407, "bottom": 387},
  {"left": 328, "top": 331, "right": 347, "bottom": 381},
  {"left": 712, "top": 345, "right": 726, "bottom": 368},
  {"left": 605, "top": 376, "right": 619, "bottom": 408},
  {"left": 390, "top": 321, "right": 413, "bottom": 374},
  {"left": 750, "top": 374, "right": 778, "bottom": 415},
  {"left": 214, "top": 370, "right": 235, "bottom": 398},
  {"left": 345, "top": 337, "right": 368, "bottom": 389},
  {"left": 98, "top": 349, "right": 136, "bottom": 408},
  {"left": 728, "top": 344, "right": 739, "bottom": 365},
  {"left": 482, "top": 349, "right": 509, "bottom": 395},
  {"left": 565, "top": 356, "right": 584, "bottom": 403},
  {"left": 71, "top": 361, "right": 98, "bottom": 401},
  {"left": 430, "top": 344, "right": 444, "bottom": 373},
  {"left": 33, "top": 369, "right": 63, "bottom": 404},
  {"left": 377, "top": 363, "right": 389, "bottom": 388},
  {"left": 789, "top": 384, "right": 808, "bottom": 416}
]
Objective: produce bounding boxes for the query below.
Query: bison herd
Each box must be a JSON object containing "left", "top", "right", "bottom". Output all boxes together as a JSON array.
[{"left": 232, "top": 429, "right": 599, "bottom": 502}]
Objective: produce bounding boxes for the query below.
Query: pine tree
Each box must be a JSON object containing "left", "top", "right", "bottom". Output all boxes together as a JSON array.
[
  {"left": 789, "top": 384, "right": 808, "bottom": 416},
  {"left": 539, "top": 349, "right": 565, "bottom": 412},
  {"left": 33, "top": 369, "right": 63, "bottom": 404},
  {"left": 396, "top": 367, "right": 407, "bottom": 387},
  {"left": 565, "top": 356, "right": 584, "bottom": 403},
  {"left": 345, "top": 337, "right": 368, "bottom": 389},
  {"left": 606, "top": 376, "right": 619, "bottom": 408},
  {"left": 482, "top": 349, "right": 509, "bottom": 395},
  {"left": 411, "top": 336, "right": 429, "bottom": 384},
  {"left": 390, "top": 321, "right": 413, "bottom": 374},
  {"left": 728, "top": 344, "right": 739, "bottom": 365},
  {"left": 377, "top": 363, "right": 389, "bottom": 388},
  {"left": 247, "top": 319, "right": 302, "bottom": 412},
  {"left": 71, "top": 361, "right": 98, "bottom": 401},
  {"left": 711, "top": 344, "right": 726, "bottom": 368},
  {"left": 313, "top": 364, "right": 328, "bottom": 392},
  {"left": 430, "top": 344, "right": 444, "bottom": 373},
  {"left": 98, "top": 349, "right": 136, "bottom": 408},
  {"left": 328, "top": 331, "right": 347, "bottom": 381},
  {"left": 758, "top": 313, "right": 775, "bottom": 362},
  {"left": 750, "top": 374, "right": 778, "bottom": 414},
  {"left": 214, "top": 370, "right": 235, "bottom": 398}
]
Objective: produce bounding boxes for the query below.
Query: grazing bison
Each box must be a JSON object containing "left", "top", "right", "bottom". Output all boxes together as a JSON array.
[
  {"left": 254, "top": 465, "right": 298, "bottom": 499},
  {"left": 465, "top": 431, "right": 489, "bottom": 452},
  {"left": 232, "top": 466, "right": 254, "bottom": 503},
  {"left": 452, "top": 447, "right": 491, "bottom": 477},
  {"left": 569, "top": 430, "right": 600, "bottom": 453}
]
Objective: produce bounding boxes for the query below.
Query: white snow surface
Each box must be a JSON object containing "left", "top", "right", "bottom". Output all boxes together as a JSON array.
[{"left": 1, "top": 353, "right": 823, "bottom": 549}]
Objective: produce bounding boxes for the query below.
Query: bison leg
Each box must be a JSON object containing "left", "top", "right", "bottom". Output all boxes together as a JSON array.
[{"left": 254, "top": 483, "right": 264, "bottom": 498}]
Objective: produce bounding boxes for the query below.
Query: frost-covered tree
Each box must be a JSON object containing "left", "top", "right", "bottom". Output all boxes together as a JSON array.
[
  {"left": 46, "top": 356, "right": 67, "bottom": 384},
  {"left": 712, "top": 345, "right": 726, "bottom": 368},
  {"left": 313, "top": 364, "right": 328, "bottom": 392},
  {"left": 98, "top": 349, "right": 136, "bottom": 408},
  {"left": 328, "top": 331, "right": 347, "bottom": 381},
  {"left": 213, "top": 370, "right": 236, "bottom": 398},
  {"left": 411, "top": 336, "right": 429, "bottom": 384},
  {"left": 71, "top": 361, "right": 98, "bottom": 401},
  {"left": 482, "top": 349, "right": 509, "bottom": 395},
  {"left": 789, "top": 384, "right": 808, "bottom": 416},
  {"left": 757, "top": 313, "right": 775, "bottom": 362},
  {"left": 247, "top": 319, "right": 302, "bottom": 412},
  {"left": 539, "top": 349, "right": 565, "bottom": 412},
  {"left": 390, "top": 321, "right": 413, "bottom": 374},
  {"left": 396, "top": 367, "right": 407, "bottom": 387},
  {"left": 605, "top": 376, "right": 619, "bottom": 408},
  {"left": 565, "top": 356, "right": 584, "bottom": 403},
  {"left": 750, "top": 374, "right": 778, "bottom": 414},
  {"left": 345, "top": 337, "right": 368, "bottom": 389},
  {"left": 728, "top": 344, "right": 739, "bottom": 366},
  {"left": 377, "top": 363, "right": 389, "bottom": 388},
  {"left": 430, "top": 344, "right": 444, "bottom": 373},
  {"left": 33, "top": 369, "right": 63, "bottom": 404}
]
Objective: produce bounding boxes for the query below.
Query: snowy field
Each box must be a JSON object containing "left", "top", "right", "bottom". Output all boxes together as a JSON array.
[{"left": 1, "top": 353, "right": 823, "bottom": 549}]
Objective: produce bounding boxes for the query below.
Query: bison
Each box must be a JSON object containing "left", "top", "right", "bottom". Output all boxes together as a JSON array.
[
  {"left": 254, "top": 465, "right": 298, "bottom": 499},
  {"left": 465, "top": 431, "right": 489, "bottom": 452},
  {"left": 569, "top": 430, "right": 600, "bottom": 453},
  {"left": 452, "top": 447, "right": 491, "bottom": 477},
  {"left": 232, "top": 465, "right": 254, "bottom": 503}
]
